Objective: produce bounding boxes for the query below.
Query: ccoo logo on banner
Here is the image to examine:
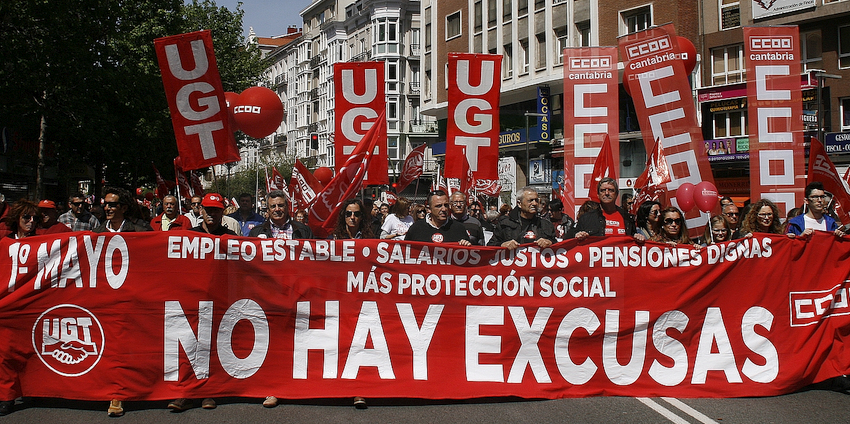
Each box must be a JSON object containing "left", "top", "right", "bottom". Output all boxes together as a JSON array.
[{"left": 32, "top": 304, "right": 105, "bottom": 377}]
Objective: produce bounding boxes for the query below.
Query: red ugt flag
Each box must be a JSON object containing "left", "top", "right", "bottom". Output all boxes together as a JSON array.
[
  {"left": 588, "top": 134, "right": 616, "bottom": 202},
  {"left": 396, "top": 144, "right": 427, "bottom": 192}
]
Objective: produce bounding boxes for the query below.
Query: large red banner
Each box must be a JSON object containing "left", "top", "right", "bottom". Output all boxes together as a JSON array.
[
  {"left": 446, "top": 53, "right": 501, "bottom": 181},
  {"left": 2, "top": 233, "right": 850, "bottom": 401},
  {"left": 154, "top": 30, "right": 240, "bottom": 170},
  {"left": 619, "top": 25, "right": 716, "bottom": 231},
  {"left": 333, "top": 62, "right": 387, "bottom": 185},
  {"left": 744, "top": 26, "right": 805, "bottom": 215},
  {"left": 563, "top": 47, "right": 619, "bottom": 217}
]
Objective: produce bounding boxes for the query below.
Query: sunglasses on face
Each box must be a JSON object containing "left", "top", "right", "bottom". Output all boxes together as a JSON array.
[
  {"left": 71, "top": 201, "right": 85, "bottom": 207},
  {"left": 104, "top": 202, "right": 121, "bottom": 208},
  {"left": 663, "top": 218, "right": 683, "bottom": 226},
  {"left": 22, "top": 215, "right": 36, "bottom": 222},
  {"left": 345, "top": 210, "right": 363, "bottom": 218}
]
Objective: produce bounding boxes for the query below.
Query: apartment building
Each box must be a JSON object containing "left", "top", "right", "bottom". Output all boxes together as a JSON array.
[{"left": 699, "top": 0, "right": 850, "bottom": 197}]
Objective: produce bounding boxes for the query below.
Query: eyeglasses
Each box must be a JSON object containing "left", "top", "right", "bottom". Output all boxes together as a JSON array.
[
  {"left": 724, "top": 212, "right": 740, "bottom": 217},
  {"left": 711, "top": 228, "right": 729, "bottom": 233},
  {"left": 345, "top": 210, "right": 363, "bottom": 218},
  {"left": 808, "top": 195, "right": 827, "bottom": 201},
  {"left": 104, "top": 202, "right": 121, "bottom": 208},
  {"left": 663, "top": 218, "right": 683, "bottom": 226},
  {"left": 71, "top": 201, "right": 84, "bottom": 206},
  {"left": 757, "top": 213, "right": 774, "bottom": 218},
  {"left": 22, "top": 214, "right": 36, "bottom": 222},
  {"left": 417, "top": 211, "right": 426, "bottom": 215},
  {"left": 649, "top": 209, "right": 661, "bottom": 216}
]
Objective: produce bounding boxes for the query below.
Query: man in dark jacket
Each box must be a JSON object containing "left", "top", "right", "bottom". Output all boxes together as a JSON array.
[
  {"left": 488, "top": 186, "right": 555, "bottom": 249},
  {"left": 190, "top": 193, "right": 238, "bottom": 237},
  {"left": 572, "top": 177, "right": 644, "bottom": 242},
  {"left": 249, "top": 190, "right": 313, "bottom": 239}
]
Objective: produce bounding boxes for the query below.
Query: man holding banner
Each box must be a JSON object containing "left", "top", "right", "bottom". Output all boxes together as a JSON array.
[
  {"left": 488, "top": 186, "right": 555, "bottom": 249},
  {"left": 786, "top": 182, "right": 844, "bottom": 237},
  {"left": 572, "top": 178, "right": 641, "bottom": 242}
]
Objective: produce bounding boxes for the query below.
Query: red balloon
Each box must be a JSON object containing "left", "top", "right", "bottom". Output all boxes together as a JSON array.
[
  {"left": 677, "top": 36, "right": 697, "bottom": 75},
  {"left": 694, "top": 181, "right": 719, "bottom": 212},
  {"left": 233, "top": 87, "right": 283, "bottom": 139},
  {"left": 677, "top": 183, "right": 696, "bottom": 212},
  {"left": 136, "top": 187, "right": 144, "bottom": 196},
  {"left": 224, "top": 91, "right": 239, "bottom": 131},
  {"left": 144, "top": 191, "right": 155, "bottom": 201},
  {"left": 313, "top": 166, "right": 334, "bottom": 187}
]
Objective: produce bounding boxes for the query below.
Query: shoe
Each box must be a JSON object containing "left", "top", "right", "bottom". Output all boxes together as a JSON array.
[
  {"left": 107, "top": 399, "right": 123, "bottom": 417},
  {"left": 353, "top": 396, "right": 367, "bottom": 409},
  {"left": 168, "top": 398, "right": 192, "bottom": 412},
  {"left": 262, "top": 396, "right": 278, "bottom": 408},
  {"left": 0, "top": 401, "right": 13, "bottom": 416},
  {"left": 201, "top": 398, "right": 216, "bottom": 409}
]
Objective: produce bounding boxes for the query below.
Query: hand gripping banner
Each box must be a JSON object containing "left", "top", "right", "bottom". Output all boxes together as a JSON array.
[
  {"left": 2, "top": 233, "right": 850, "bottom": 401},
  {"left": 154, "top": 30, "right": 240, "bottom": 169},
  {"left": 446, "top": 53, "right": 501, "bottom": 181},
  {"left": 619, "top": 25, "right": 716, "bottom": 232},
  {"left": 743, "top": 26, "right": 805, "bottom": 215},
  {"left": 562, "top": 47, "right": 620, "bottom": 217}
]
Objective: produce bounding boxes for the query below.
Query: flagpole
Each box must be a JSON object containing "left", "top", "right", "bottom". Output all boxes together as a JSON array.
[{"left": 255, "top": 165, "right": 260, "bottom": 213}]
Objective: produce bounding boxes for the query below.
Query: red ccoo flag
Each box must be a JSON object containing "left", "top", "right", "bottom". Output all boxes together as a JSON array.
[{"left": 396, "top": 144, "right": 427, "bottom": 192}]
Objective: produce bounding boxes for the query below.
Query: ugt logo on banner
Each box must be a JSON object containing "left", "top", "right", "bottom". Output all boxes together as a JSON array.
[
  {"left": 334, "top": 62, "right": 388, "bottom": 185},
  {"left": 33, "top": 304, "right": 105, "bottom": 377},
  {"left": 154, "top": 30, "right": 240, "bottom": 170},
  {"left": 446, "top": 53, "right": 501, "bottom": 181}
]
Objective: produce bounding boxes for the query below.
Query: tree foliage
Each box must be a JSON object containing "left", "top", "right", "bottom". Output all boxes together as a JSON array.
[
  {"left": 207, "top": 153, "right": 295, "bottom": 201},
  {"left": 0, "top": 0, "right": 266, "bottom": 197}
]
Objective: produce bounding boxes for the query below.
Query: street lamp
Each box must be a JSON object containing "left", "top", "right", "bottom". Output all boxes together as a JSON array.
[
  {"left": 809, "top": 69, "right": 842, "bottom": 143},
  {"left": 524, "top": 112, "right": 548, "bottom": 185}
]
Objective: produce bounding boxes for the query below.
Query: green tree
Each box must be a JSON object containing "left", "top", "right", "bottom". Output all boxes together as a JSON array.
[{"left": 0, "top": 0, "right": 266, "bottom": 199}]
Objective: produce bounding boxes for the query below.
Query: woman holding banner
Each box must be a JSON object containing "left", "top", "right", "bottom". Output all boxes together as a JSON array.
[
  {"left": 332, "top": 199, "right": 375, "bottom": 240},
  {"left": 703, "top": 215, "right": 731, "bottom": 245},
  {"left": 635, "top": 200, "right": 662, "bottom": 239},
  {"left": 3, "top": 199, "right": 40, "bottom": 239},
  {"left": 741, "top": 199, "right": 784, "bottom": 235}
]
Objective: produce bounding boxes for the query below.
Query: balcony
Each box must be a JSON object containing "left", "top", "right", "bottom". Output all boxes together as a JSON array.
[
  {"left": 409, "top": 120, "right": 438, "bottom": 134},
  {"left": 409, "top": 81, "right": 420, "bottom": 95},
  {"left": 351, "top": 51, "right": 372, "bottom": 62},
  {"left": 409, "top": 44, "right": 421, "bottom": 58},
  {"left": 310, "top": 88, "right": 319, "bottom": 101},
  {"left": 310, "top": 54, "right": 325, "bottom": 68}
]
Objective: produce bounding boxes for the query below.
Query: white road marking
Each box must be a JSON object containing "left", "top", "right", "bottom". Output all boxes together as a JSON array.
[
  {"left": 661, "top": 397, "right": 718, "bottom": 424},
  {"left": 636, "top": 398, "right": 690, "bottom": 424}
]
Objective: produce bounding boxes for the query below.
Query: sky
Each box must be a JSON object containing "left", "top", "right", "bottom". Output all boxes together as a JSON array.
[{"left": 217, "top": 0, "right": 308, "bottom": 38}]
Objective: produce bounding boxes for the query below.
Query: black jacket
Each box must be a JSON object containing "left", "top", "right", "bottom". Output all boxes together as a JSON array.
[
  {"left": 567, "top": 206, "right": 636, "bottom": 238},
  {"left": 488, "top": 207, "right": 556, "bottom": 246}
]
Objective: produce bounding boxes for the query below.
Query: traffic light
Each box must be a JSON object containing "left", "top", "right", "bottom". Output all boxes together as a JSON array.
[{"left": 310, "top": 133, "right": 319, "bottom": 150}]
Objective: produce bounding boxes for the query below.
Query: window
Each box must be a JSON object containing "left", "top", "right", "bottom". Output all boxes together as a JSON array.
[
  {"left": 425, "top": 23, "right": 431, "bottom": 51},
  {"left": 841, "top": 26, "right": 850, "bottom": 69},
  {"left": 621, "top": 6, "right": 651, "bottom": 35},
  {"left": 801, "top": 30, "right": 823, "bottom": 72},
  {"left": 488, "top": 0, "right": 497, "bottom": 28},
  {"left": 711, "top": 44, "right": 744, "bottom": 85},
  {"left": 720, "top": 0, "right": 740, "bottom": 30},
  {"left": 576, "top": 22, "right": 590, "bottom": 47},
  {"left": 504, "top": 0, "right": 512, "bottom": 19},
  {"left": 388, "top": 136, "right": 399, "bottom": 161},
  {"left": 446, "top": 11, "right": 461, "bottom": 40},
  {"left": 519, "top": 0, "right": 528, "bottom": 16},
  {"left": 411, "top": 29, "right": 421, "bottom": 56},
  {"left": 520, "top": 39, "right": 530, "bottom": 74},
  {"left": 535, "top": 0, "right": 545, "bottom": 11},
  {"left": 387, "top": 60, "right": 399, "bottom": 93},
  {"left": 503, "top": 44, "right": 513, "bottom": 78},
  {"left": 713, "top": 111, "right": 747, "bottom": 138},
  {"left": 374, "top": 18, "right": 399, "bottom": 54},
  {"left": 474, "top": 1, "right": 483, "bottom": 32},
  {"left": 555, "top": 27, "right": 568, "bottom": 64},
  {"left": 388, "top": 98, "right": 399, "bottom": 131},
  {"left": 842, "top": 98, "right": 850, "bottom": 130},
  {"left": 536, "top": 33, "right": 547, "bottom": 69}
]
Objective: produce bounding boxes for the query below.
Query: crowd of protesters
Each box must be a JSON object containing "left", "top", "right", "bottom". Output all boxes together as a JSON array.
[{"left": 0, "top": 179, "right": 847, "bottom": 416}]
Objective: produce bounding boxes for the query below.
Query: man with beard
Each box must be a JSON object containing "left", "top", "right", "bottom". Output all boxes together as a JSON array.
[
  {"left": 405, "top": 190, "right": 471, "bottom": 245},
  {"left": 488, "top": 186, "right": 555, "bottom": 249},
  {"left": 722, "top": 203, "right": 743, "bottom": 239},
  {"left": 59, "top": 193, "right": 100, "bottom": 231},
  {"left": 573, "top": 178, "right": 642, "bottom": 241}
]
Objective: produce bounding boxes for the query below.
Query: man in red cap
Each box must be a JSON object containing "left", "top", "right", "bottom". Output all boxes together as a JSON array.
[
  {"left": 151, "top": 195, "right": 192, "bottom": 231},
  {"left": 36, "top": 200, "right": 71, "bottom": 235},
  {"left": 190, "top": 193, "right": 237, "bottom": 236}
]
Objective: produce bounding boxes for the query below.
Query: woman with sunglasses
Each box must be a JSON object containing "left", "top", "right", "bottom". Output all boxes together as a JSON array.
[
  {"left": 412, "top": 203, "right": 427, "bottom": 222},
  {"left": 740, "top": 198, "right": 784, "bottom": 235},
  {"left": 332, "top": 199, "right": 375, "bottom": 239},
  {"left": 3, "top": 199, "right": 40, "bottom": 239},
  {"left": 635, "top": 200, "right": 662, "bottom": 239},
  {"left": 703, "top": 215, "right": 731, "bottom": 245},
  {"left": 651, "top": 206, "right": 694, "bottom": 246}
]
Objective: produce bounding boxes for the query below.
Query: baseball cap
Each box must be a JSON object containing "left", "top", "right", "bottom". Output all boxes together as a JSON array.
[
  {"left": 201, "top": 193, "right": 225, "bottom": 209},
  {"left": 38, "top": 200, "right": 57, "bottom": 209}
]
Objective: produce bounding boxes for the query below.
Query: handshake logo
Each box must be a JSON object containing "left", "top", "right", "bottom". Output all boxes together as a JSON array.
[{"left": 32, "top": 305, "right": 105, "bottom": 377}]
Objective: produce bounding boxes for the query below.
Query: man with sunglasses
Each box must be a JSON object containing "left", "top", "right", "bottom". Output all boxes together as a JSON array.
[
  {"left": 183, "top": 195, "right": 205, "bottom": 227},
  {"left": 786, "top": 181, "right": 844, "bottom": 237},
  {"left": 59, "top": 192, "right": 100, "bottom": 231},
  {"left": 93, "top": 187, "right": 152, "bottom": 234},
  {"left": 405, "top": 190, "right": 472, "bottom": 245},
  {"left": 721, "top": 203, "right": 742, "bottom": 239},
  {"left": 488, "top": 186, "right": 556, "bottom": 249},
  {"left": 572, "top": 178, "right": 642, "bottom": 242},
  {"left": 249, "top": 190, "right": 313, "bottom": 240}
]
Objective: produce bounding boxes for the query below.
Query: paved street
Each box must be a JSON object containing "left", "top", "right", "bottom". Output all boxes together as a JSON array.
[{"left": 2, "top": 386, "right": 849, "bottom": 423}]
